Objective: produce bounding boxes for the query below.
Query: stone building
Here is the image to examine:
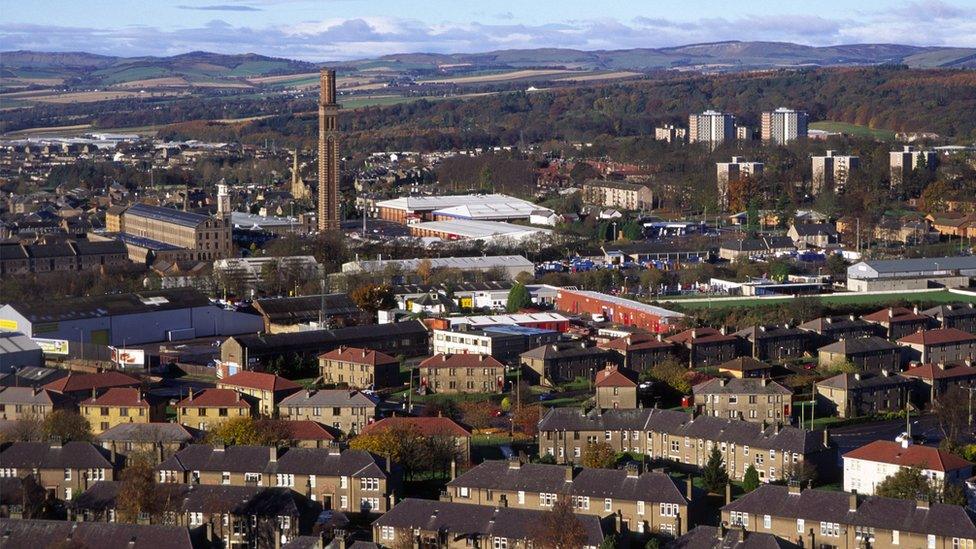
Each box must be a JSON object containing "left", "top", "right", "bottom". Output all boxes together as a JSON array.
[
  {"left": 277, "top": 389, "right": 377, "bottom": 436},
  {"left": 0, "top": 441, "right": 115, "bottom": 501},
  {"left": 318, "top": 346, "right": 400, "bottom": 390},
  {"left": 79, "top": 388, "right": 167, "bottom": 434},
  {"left": 216, "top": 371, "right": 300, "bottom": 418},
  {"left": 417, "top": 354, "right": 505, "bottom": 395},
  {"left": 175, "top": 388, "right": 254, "bottom": 432},
  {"left": 692, "top": 378, "right": 792, "bottom": 423},
  {"left": 815, "top": 371, "right": 914, "bottom": 418},
  {"left": 816, "top": 336, "right": 903, "bottom": 372},
  {"left": 595, "top": 365, "right": 639, "bottom": 410}
]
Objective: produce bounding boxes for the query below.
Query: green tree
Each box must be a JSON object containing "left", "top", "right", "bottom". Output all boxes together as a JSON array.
[
  {"left": 742, "top": 464, "right": 760, "bottom": 493},
  {"left": 702, "top": 446, "right": 729, "bottom": 494},
  {"left": 599, "top": 534, "right": 618, "bottom": 549},
  {"left": 876, "top": 467, "right": 940, "bottom": 502},
  {"left": 943, "top": 483, "right": 967, "bottom": 506},
  {"left": 645, "top": 539, "right": 661, "bottom": 549},
  {"left": 581, "top": 441, "right": 617, "bottom": 469},
  {"left": 506, "top": 282, "right": 532, "bottom": 313}
]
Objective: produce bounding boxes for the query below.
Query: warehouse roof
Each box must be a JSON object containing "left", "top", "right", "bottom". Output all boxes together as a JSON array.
[
  {"left": 849, "top": 255, "right": 976, "bottom": 278},
  {"left": 126, "top": 203, "right": 209, "bottom": 228},
  {"left": 410, "top": 219, "right": 550, "bottom": 240},
  {"left": 227, "top": 320, "right": 429, "bottom": 354},
  {"left": 375, "top": 193, "right": 538, "bottom": 214},
  {"left": 5, "top": 287, "right": 212, "bottom": 323},
  {"left": 253, "top": 293, "right": 361, "bottom": 324},
  {"left": 557, "top": 288, "right": 685, "bottom": 319},
  {"left": 0, "top": 332, "right": 42, "bottom": 355},
  {"left": 342, "top": 255, "right": 532, "bottom": 274}
]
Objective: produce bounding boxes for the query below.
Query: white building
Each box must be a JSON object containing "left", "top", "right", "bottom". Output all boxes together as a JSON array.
[
  {"left": 846, "top": 256, "right": 976, "bottom": 292},
  {"left": 408, "top": 219, "right": 551, "bottom": 243},
  {"left": 376, "top": 194, "right": 546, "bottom": 223},
  {"left": 761, "top": 107, "right": 808, "bottom": 144},
  {"left": 811, "top": 150, "right": 859, "bottom": 194},
  {"left": 341, "top": 255, "right": 535, "bottom": 281},
  {"left": 716, "top": 157, "right": 764, "bottom": 211},
  {"left": 688, "top": 110, "right": 735, "bottom": 147},
  {"left": 213, "top": 256, "right": 322, "bottom": 290},
  {"left": 843, "top": 439, "right": 972, "bottom": 495},
  {"left": 890, "top": 145, "right": 937, "bottom": 189}
]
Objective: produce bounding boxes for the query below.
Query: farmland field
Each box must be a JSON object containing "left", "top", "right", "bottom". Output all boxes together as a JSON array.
[{"left": 420, "top": 69, "right": 575, "bottom": 84}]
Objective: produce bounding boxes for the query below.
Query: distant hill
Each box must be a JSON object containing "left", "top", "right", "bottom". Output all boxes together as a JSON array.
[{"left": 2, "top": 41, "right": 974, "bottom": 88}]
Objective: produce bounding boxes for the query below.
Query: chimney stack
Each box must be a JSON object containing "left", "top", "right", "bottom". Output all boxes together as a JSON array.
[
  {"left": 565, "top": 465, "right": 575, "bottom": 483},
  {"left": 849, "top": 491, "right": 858, "bottom": 512}
]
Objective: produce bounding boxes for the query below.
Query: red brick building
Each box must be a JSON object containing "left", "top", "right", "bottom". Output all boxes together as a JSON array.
[{"left": 555, "top": 289, "right": 684, "bottom": 334}]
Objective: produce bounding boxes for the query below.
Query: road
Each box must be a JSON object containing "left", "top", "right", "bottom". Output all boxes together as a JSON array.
[{"left": 827, "top": 414, "right": 944, "bottom": 457}]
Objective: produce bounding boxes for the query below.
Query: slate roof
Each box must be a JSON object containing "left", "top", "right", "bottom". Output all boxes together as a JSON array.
[
  {"left": 722, "top": 484, "right": 976, "bottom": 539},
  {"left": 279, "top": 389, "right": 377, "bottom": 408},
  {"left": 790, "top": 223, "right": 838, "bottom": 237},
  {"left": 734, "top": 325, "right": 809, "bottom": 342},
  {"left": 373, "top": 498, "right": 605, "bottom": 546},
  {"left": 254, "top": 293, "right": 362, "bottom": 324},
  {"left": 447, "top": 460, "right": 688, "bottom": 504},
  {"left": 96, "top": 422, "right": 197, "bottom": 443},
  {"left": 816, "top": 372, "right": 913, "bottom": 391},
  {"left": 229, "top": 320, "right": 429, "bottom": 354},
  {"left": 692, "top": 378, "right": 792, "bottom": 396},
  {"left": 538, "top": 408, "right": 823, "bottom": 454},
  {"left": 0, "top": 441, "right": 113, "bottom": 470},
  {"left": 419, "top": 354, "right": 506, "bottom": 369},
  {"left": 0, "top": 386, "right": 71, "bottom": 407},
  {"left": 923, "top": 303, "right": 976, "bottom": 319},
  {"left": 520, "top": 341, "right": 612, "bottom": 361},
  {"left": 798, "top": 316, "right": 877, "bottom": 334},
  {"left": 126, "top": 203, "right": 209, "bottom": 228},
  {"left": 157, "top": 445, "right": 387, "bottom": 478},
  {"left": 817, "top": 336, "right": 900, "bottom": 355},
  {"left": 672, "top": 525, "right": 800, "bottom": 549},
  {"left": 843, "top": 440, "right": 972, "bottom": 473},
  {"left": 0, "top": 518, "right": 195, "bottom": 549}
]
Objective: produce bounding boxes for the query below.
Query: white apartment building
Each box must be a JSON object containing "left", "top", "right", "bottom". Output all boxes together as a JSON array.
[
  {"left": 843, "top": 440, "right": 973, "bottom": 495},
  {"left": 761, "top": 107, "right": 808, "bottom": 144},
  {"left": 689, "top": 110, "right": 735, "bottom": 147},
  {"left": 811, "top": 150, "right": 859, "bottom": 194},
  {"left": 716, "top": 157, "right": 764, "bottom": 211},
  {"left": 889, "top": 145, "right": 937, "bottom": 189}
]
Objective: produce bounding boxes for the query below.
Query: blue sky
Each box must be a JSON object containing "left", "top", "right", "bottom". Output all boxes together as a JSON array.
[{"left": 2, "top": 0, "right": 975, "bottom": 60}]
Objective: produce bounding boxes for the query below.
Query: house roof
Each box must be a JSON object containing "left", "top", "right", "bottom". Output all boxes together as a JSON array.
[
  {"left": 734, "top": 325, "right": 808, "bottom": 341},
  {"left": 447, "top": 460, "right": 688, "bottom": 504},
  {"left": 318, "top": 346, "right": 399, "bottom": 366},
  {"left": 279, "top": 389, "right": 377, "bottom": 408},
  {"left": 896, "top": 328, "right": 976, "bottom": 346},
  {"left": 600, "top": 333, "right": 675, "bottom": 352},
  {"left": 923, "top": 303, "right": 976, "bottom": 319},
  {"left": 816, "top": 372, "right": 913, "bottom": 391},
  {"left": 157, "top": 444, "right": 387, "bottom": 478},
  {"left": 798, "top": 315, "right": 877, "bottom": 334},
  {"left": 418, "top": 354, "right": 505, "bottom": 369},
  {"left": 361, "top": 416, "right": 471, "bottom": 438},
  {"left": 790, "top": 223, "right": 838, "bottom": 237},
  {"left": 0, "top": 386, "right": 71, "bottom": 407},
  {"left": 902, "top": 362, "right": 976, "bottom": 381},
  {"left": 722, "top": 484, "right": 976, "bottom": 539},
  {"left": 843, "top": 440, "right": 972, "bottom": 472},
  {"left": 278, "top": 420, "right": 337, "bottom": 442},
  {"left": 175, "top": 388, "right": 250, "bottom": 408},
  {"left": 520, "top": 341, "right": 611, "bottom": 361},
  {"left": 0, "top": 518, "right": 195, "bottom": 549},
  {"left": 692, "top": 378, "right": 792, "bottom": 396},
  {"left": 0, "top": 441, "right": 113, "bottom": 469},
  {"left": 666, "top": 327, "right": 736, "bottom": 345},
  {"left": 253, "top": 293, "right": 361, "bottom": 324},
  {"left": 862, "top": 307, "right": 931, "bottom": 324},
  {"left": 43, "top": 371, "right": 140, "bottom": 394},
  {"left": 673, "top": 525, "right": 799, "bottom": 549},
  {"left": 594, "top": 366, "right": 638, "bottom": 388},
  {"left": 717, "top": 357, "right": 771, "bottom": 373},
  {"left": 96, "top": 422, "right": 197, "bottom": 443},
  {"left": 219, "top": 371, "right": 301, "bottom": 393},
  {"left": 372, "top": 498, "right": 604, "bottom": 546},
  {"left": 817, "top": 336, "right": 900, "bottom": 355},
  {"left": 79, "top": 387, "right": 150, "bottom": 407},
  {"left": 539, "top": 408, "right": 823, "bottom": 454}
]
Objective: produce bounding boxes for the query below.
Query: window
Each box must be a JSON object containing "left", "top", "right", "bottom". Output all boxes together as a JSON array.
[
  {"left": 797, "top": 519, "right": 804, "bottom": 533},
  {"left": 380, "top": 526, "right": 394, "bottom": 541},
  {"left": 493, "top": 538, "right": 508, "bottom": 549},
  {"left": 459, "top": 486, "right": 470, "bottom": 498},
  {"left": 637, "top": 501, "right": 645, "bottom": 515},
  {"left": 670, "top": 440, "right": 680, "bottom": 453},
  {"left": 120, "top": 407, "right": 128, "bottom": 417},
  {"left": 340, "top": 476, "right": 348, "bottom": 489},
  {"left": 517, "top": 491, "right": 525, "bottom": 504},
  {"left": 928, "top": 535, "right": 936, "bottom": 549},
  {"left": 729, "top": 512, "right": 748, "bottom": 527},
  {"left": 820, "top": 522, "right": 840, "bottom": 537},
  {"left": 660, "top": 503, "right": 678, "bottom": 517},
  {"left": 540, "top": 493, "right": 556, "bottom": 507},
  {"left": 244, "top": 472, "right": 261, "bottom": 485},
  {"left": 100, "top": 407, "right": 109, "bottom": 416},
  {"left": 744, "top": 445, "right": 749, "bottom": 456},
  {"left": 361, "top": 477, "right": 379, "bottom": 491},
  {"left": 763, "top": 515, "right": 771, "bottom": 529},
  {"left": 340, "top": 495, "right": 348, "bottom": 509},
  {"left": 604, "top": 498, "right": 612, "bottom": 512},
  {"left": 218, "top": 408, "right": 228, "bottom": 417},
  {"left": 88, "top": 469, "right": 104, "bottom": 481},
  {"left": 275, "top": 474, "right": 294, "bottom": 487},
  {"left": 64, "top": 487, "right": 72, "bottom": 500},
  {"left": 361, "top": 497, "right": 379, "bottom": 511},
  {"left": 64, "top": 469, "right": 71, "bottom": 481},
  {"left": 892, "top": 531, "right": 899, "bottom": 545},
  {"left": 221, "top": 471, "right": 230, "bottom": 485},
  {"left": 574, "top": 496, "right": 590, "bottom": 510},
  {"left": 189, "top": 512, "right": 203, "bottom": 526},
  {"left": 728, "top": 396, "right": 738, "bottom": 404},
  {"left": 278, "top": 516, "right": 291, "bottom": 530},
  {"left": 573, "top": 447, "right": 581, "bottom": 458},
  {"left": 604, "top": 431, "right": 611, "bottom": 441},
  {"left": 312, "top": 406, "right": 321, "bottom": 416}
]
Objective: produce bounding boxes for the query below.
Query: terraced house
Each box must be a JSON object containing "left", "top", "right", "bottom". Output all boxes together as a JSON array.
[
  {"left": 721, "top": 483, "right": 976, "bottom": 549},
  {"left": 373, "top": 498, "right": 605, "bottom": 549},
  {"left": 318, "top": 346, "right": 401, "bottom": 390},
  {"left": 156, "top": 444, "right": 398, "bottom": 514},
  {"left": 538, "top": 408, "right": 834, "bottom": 483},
  {"left": 0, "top": 441, "right": 115, "bottom": 501},
  {"left": 0, "top": 386, "right": 73, "bottom": 421},
  {"left": 692, "top": 378, "right": 792, "bottom": 423},
  {"left": 445, "top": 459, "right": 693, "bottom": 537},
  {"left": 277, "top": 389, "right": 377, "bottom": 435},
  {"left": 216, "top": 370, "right": 300, "bottom": 418},
  {"left": 79, "top": 388, "right": 167, "bottom": 434},
  {"left": 418, "top": 354, "right": 505, "bottom": 395},
  {"left": 175, "top": 388, "right": 253, "bottom": 431}
]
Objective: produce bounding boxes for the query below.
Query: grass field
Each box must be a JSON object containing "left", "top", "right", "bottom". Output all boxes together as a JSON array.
[
  {"left": 810, "top": 120, "right": 895, "bottom": 140},
  {"left": 420, "top": 69, "right": 574, "bottom": 84},
  {"left": 664, "top": 289, "right": 976, "bottom": 310}
]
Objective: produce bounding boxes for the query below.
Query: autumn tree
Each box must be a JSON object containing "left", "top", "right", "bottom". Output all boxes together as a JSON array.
[
  {"left": 459, "top": 401, "right": 497, "bottom": 430},
  {"left": 531, "top": 497, "right": 589, "bottom": 549},
  {"left": 782, "top": 460, "right": 818, "bottom": 486},
  {"left": 350, "top": 283, "right": 396, "bottom": 313},
  {"left": 416, "top": 258, "right": 434, "bottom": 284},
  {"left": 933, "top": 386, "right": 970, "bottom": 453},
  {"left": 206, "top": 417, "right": 293, "bottom": 447},
  {"left": 581, "top": 442, "right": 617, "bottom": 469},
  {"left": 116, "top": 457, "right": 171, "bottom": 523},
  {"left": 349, "top": 424, "right": 461, "bottom": 478},
  {"left": 876, "top": 467, "right": 940, "bottom": 502},
  {"left": 702, "top": 446, "right": 729, "bottom": 494},
  {"left": 511, "top": 405, "right": 541, "bottom": 437},
  {"left": 1, "top": 412, "right": 44, "bottom": 442},
  {"left": 42, "top": 410, "right": 93, "bottom": 443}
]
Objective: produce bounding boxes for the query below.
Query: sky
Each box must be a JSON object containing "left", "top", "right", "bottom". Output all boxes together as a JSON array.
[{"left": 2, "top": 0, "right": 976, "bottom": 60}]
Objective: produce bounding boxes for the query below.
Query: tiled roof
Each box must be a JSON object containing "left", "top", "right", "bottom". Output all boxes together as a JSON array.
[
  {"left": 43, "top": 371, "right": 140, "bottom": 394},
  {"left": 79, "top": 387, "right": 149, "bottom": 407},
  {"left": 361, "top": 416, "right": 471, "bottom": 438},
  {"left": 594, "top": 366, "right": 638, "bottom": 388},
  {"left": 723, "top": 484, "right": 976, "bottom": 539},
  {"left": 717, "top": 357, "right": 771, "bottom": 372},
  {"left": 666, "top": 327, "right": 737, "bottom": 345},
  {"left": 318, "top": 346, "right": 398, "bottom": 366},
  {"left": 219, "top": 371, "right": 301, "bottom": 393},
  {"left": 896, "top": 328, "right": 976, "bottom": 346},
  {"left": 373, "top": 498, "right": 604, "bottom": 546},
  {"left": 902, "top": 362, "right": 976, "bottom": 381},
  {"left": 600, "top": 333, "right": 675, "bottom": 352},
  {"left": 448, "top": 460, "right": 688, "bottom": 504},
  {"left": 817, "top": 336, "right": 900, "bottom": 355},
  {"left": 419, "top": 354, "right": 505, "bottom": 369},
  {"left": 862, "top": 307, "right": 931, "bottom": 324},
  {"left": 843, "top": 440, "right": 972, "bottom": 472},
  {"left": 278, "top": 420, "right": 336, "bottom": 441},
  {"left": 175, "top": 388, "right": 250, "bottom": 408}
]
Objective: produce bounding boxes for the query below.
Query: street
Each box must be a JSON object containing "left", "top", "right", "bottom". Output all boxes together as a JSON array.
[{"left": 827, "top": 414, "right": 945, "bottom": 457}]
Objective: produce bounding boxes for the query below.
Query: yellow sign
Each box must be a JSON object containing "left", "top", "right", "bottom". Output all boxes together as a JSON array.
[{"left": 0, "top": 319, "right": 17, "bottom": 331}]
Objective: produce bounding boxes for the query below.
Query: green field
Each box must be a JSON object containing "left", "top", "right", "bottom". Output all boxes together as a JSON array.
[
  {"left": 664, "top": 289, "right": 976, "bottom": 310},
  {"left": 810, "top": 121, "right": 895, "bottom": 141}
]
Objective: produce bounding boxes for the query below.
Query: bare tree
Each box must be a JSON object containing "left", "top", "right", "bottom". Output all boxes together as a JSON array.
[
  {"left": 934, "top": 385, "right": 971, "bottom": 452},
  {"left": 531, "top": 497, "right": 589, "bottom": 549}
]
